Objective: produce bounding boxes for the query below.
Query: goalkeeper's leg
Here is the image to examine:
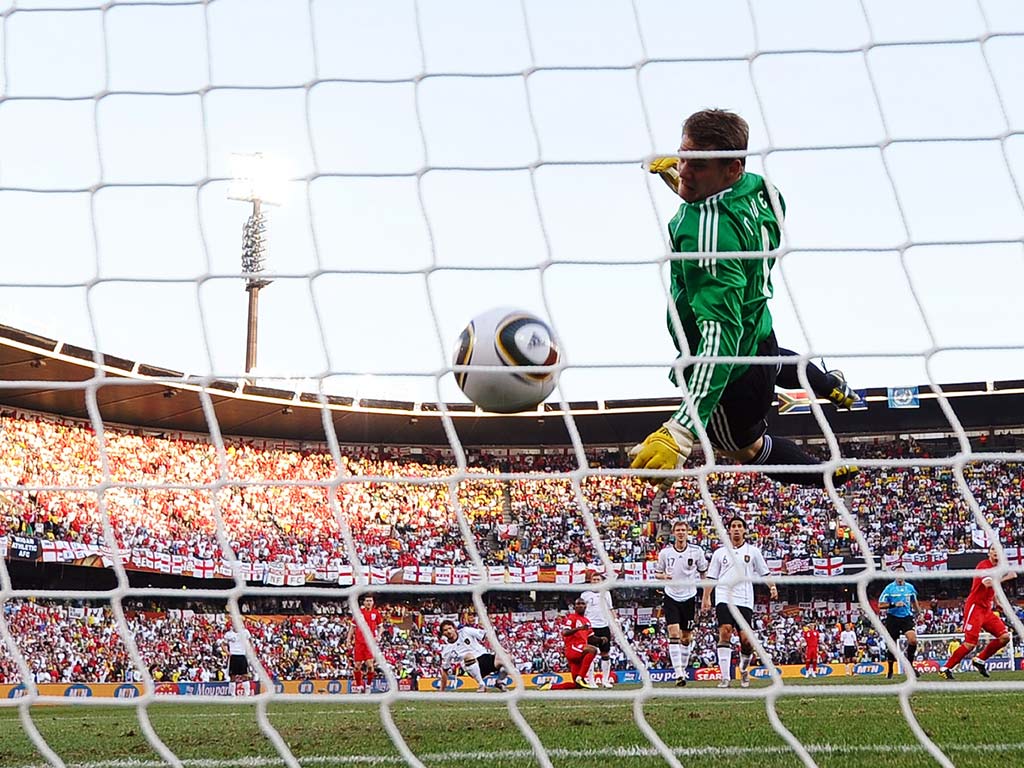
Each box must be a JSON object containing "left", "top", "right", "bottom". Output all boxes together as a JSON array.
[
  {"left": 709, "top": 334, "right": 857, "bottom": 488},
  {"left": 777, "top": 348, "right": 860, "bottom": 410},
  {"left": 737, "top": 434, "right": 858, "bottom": 488}
]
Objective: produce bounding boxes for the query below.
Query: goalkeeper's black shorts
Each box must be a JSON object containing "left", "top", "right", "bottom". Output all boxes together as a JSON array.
[{"left": 703, "top": 329, "right": 779, "bottom": 453}]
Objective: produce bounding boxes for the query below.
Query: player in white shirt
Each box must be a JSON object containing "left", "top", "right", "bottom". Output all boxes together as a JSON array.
[
  {"left": 437, "top": 620, "right": 511, "bottom": 693},
  {"left": 655, "top": 519, "right": 708, "bottom": 686},
  {"left": 840, "top": 622, "right": 859, "bottom": 675},
  {"left": 701, "top": 517, "right": 777, "bottom": 688},
  {"left": 223, "top": 624, "right": 249, "bottom": 681},
  {"left": 580, "top": 569, "right": 616, "bottom": 687}
]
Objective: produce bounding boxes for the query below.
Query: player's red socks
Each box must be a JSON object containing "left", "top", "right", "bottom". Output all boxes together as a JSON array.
[
  {"left": 977, "top": 636, "right": 1008, "bottom": 661},
  {"left": 943, "top": 642, "right": 971, "bottom": 670},
  {"left": 365, "top": 667, "right": 375, "bottom": 687},
  {"left": 580, "top": 650, "right": 596, "bottom": 679},
  {"left": 353, "top": 668, "right": 364, "bottom": 689}
]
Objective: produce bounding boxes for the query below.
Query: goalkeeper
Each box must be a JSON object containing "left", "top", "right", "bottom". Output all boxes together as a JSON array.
[{"left": 631, "top": 109, "right": 857, "bottom": 489}]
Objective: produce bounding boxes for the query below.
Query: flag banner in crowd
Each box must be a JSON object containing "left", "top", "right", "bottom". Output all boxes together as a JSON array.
[
  {"left": 286, "top": 564, "right": 306, "bottom": 586},
  {"left": 917, "top": 551, "right": 948, "bottom": 571},
  {"left": 812, "top": 557, "right": 845, "bottom": 576},
  {"left": 7, "top": 535, "right": 39, "bottom": 560},
  {"left": 263, "top": 562, "right": 285, "bottom": 586},
  {"left": 971, "top": 529, "right": 990, "bottom": 548},
  {"left": 1005, "top": 546, "right": 1024, "bottom": 567},
  {"left": 1, "top": 534, "right": 997, "bottom": 585},
  {"left": 887, "top": 386, "right": 920, "bottom": 409},
  {"left": 511, "top": 610, "right": 544, "bottom": 622},
  {"left": 239, "top": 562, "right": 258, "bottom": 582},
  {"left": 57, "top": 541, "right": 73, "bottom": 562},
  {"left": 786, "top": 558, "right": 810, "bottom": 574},
  {"left": 883, "top": 551, "right": 948, "bottom": 572},
  {"left": 776, "top": 390, "right": 813, "bottom": 415},
  {"left": 40, "top": 540, "right": 58, "bottom": 562}
]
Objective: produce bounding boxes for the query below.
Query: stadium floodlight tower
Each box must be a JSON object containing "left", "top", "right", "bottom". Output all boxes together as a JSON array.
[{"left": 227, "top": 152, "right": 288, "bottom": 375}]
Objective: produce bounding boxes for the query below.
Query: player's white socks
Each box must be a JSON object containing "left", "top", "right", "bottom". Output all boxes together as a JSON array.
[
  {"left": 601, "top": 658, "right": 611, "bottom": 680},
  {"left": 464, "top": 658, "right": 485, "bottom": 687},
  {"left": 669, "top": 641, "right": 684, "bottom": 677},
  {"left": 718, "top": 646, "right": 732, "bottom": 683},
  {"left": 679, "top": 642, "right": 694, "bottom": 672},
  {"left": 739, "top": 653, "right": 751, "bottom": 672}
]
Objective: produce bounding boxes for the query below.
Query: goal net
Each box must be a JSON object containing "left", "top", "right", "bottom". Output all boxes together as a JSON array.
[{"left": 1, "top": 1, "right": 1023, "bottom": 767}]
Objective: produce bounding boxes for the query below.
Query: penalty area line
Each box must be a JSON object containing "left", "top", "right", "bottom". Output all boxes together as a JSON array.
[{"left": 11, "top": 740, "right": 1024, "bottom": 768}]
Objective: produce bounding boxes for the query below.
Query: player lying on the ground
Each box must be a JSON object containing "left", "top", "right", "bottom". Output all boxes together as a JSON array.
[
  {"left": 631, "top": 108, "right": 859, "bottom": 490},
  {"left": 544, "top": 598, "right": 601, "bottom": 690},
  {"left": 437, "top": 620, "right": 513, "bottom": 693},
  {"left": 941, "top": 544, "right": 1018, "bottom": 680}
]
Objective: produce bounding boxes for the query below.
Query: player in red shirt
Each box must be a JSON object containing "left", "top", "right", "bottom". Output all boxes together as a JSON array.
[
  {"left": 802, "top": 625, "right": 821, "bottom": 678},
  {"left": 545, "top": 598, "right": 600, "bottom": 690},
  {"left": 350, "top": 594, "right": 383, "bottom": 692},
  {"left": 941, "top": 545, "right": 1017, "bottom": 679}
]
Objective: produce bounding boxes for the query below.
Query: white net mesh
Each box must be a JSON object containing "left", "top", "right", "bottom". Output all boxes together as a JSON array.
[{"left": 2, "top": 0, "right": 1024, "bottom": 767}]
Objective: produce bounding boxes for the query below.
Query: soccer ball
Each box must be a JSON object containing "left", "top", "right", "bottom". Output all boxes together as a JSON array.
[{"left": 452, "top": 307, "right": 560, "bottom": 413}]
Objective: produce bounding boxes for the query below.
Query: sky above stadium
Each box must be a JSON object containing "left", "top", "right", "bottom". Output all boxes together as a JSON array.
[{"left": 0, "top": 0, "right": 1022, "bottom": 407}]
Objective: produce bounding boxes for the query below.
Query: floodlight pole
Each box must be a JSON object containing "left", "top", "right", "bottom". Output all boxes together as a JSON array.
[
  {"left": 242, "top": 198, "right": 271, "bottom": 375},
  {"left": 230, "top": 151, "right": 285, "bottom": 378}
]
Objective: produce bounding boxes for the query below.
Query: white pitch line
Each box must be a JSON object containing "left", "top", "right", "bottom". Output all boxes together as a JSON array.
[
  {"left": 0, "top": 689, "right": 1017, "bottom": 722},
  {"left": 9, "top": 741, "right": 1024, "bottom": 768}
]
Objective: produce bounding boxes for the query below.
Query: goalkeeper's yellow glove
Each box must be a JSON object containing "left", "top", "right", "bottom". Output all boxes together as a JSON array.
[
  {"left": 628, "top": 420, "right": 695, "bottom": 485},
  {"left": 645, "top": 156, "right": 681, "bottom": 196}
]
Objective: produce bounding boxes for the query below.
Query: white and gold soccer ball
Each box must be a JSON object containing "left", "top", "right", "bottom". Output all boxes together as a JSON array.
[{"left": 452, "top": 307, "right": 561, "bottom": 413}]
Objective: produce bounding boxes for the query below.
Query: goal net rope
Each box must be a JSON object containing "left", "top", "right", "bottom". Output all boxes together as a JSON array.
[{"left": 1, "top": 2, "right": 1023, "bottom": 768}]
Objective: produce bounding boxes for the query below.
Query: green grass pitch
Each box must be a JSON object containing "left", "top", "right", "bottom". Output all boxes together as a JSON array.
[{"left": 1, "top": 673, "right": 1020, "bottom": 768}]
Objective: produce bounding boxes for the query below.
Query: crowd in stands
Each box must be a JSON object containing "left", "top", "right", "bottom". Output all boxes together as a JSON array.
[
  {"left": 3, "top": 597, "right": 1021, "bottom": 685},
  {"left": 2, "top": 412, "right": 1023, "bottom": 575}
]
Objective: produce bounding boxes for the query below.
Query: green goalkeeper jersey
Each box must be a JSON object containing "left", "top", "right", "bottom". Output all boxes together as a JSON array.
[{"left": 665, "top": 171, "right": 785, "bottom": 434}]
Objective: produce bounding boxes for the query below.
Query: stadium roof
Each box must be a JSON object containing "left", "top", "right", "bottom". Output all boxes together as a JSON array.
[{"left": 2, "top": 323, "right": 1023, "bottom": 448}]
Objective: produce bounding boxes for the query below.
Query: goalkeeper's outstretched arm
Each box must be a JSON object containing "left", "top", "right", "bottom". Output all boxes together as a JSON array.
[{"left": 646, "top": 157, "right": 681, "bottom": 196}]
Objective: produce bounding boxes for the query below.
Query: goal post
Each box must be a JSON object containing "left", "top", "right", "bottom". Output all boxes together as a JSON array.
[{"left": 913, "top": 633, "right": 1017, "bottom": 674}]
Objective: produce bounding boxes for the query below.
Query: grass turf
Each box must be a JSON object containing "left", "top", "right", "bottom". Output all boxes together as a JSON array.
[{"left": 0, "top": 672, "right": 1021, "bottom": 768}]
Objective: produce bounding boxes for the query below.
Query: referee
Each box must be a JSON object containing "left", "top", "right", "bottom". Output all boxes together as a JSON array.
[{"left": 877, "top": 566, "right": 920, "bottom": 679}]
